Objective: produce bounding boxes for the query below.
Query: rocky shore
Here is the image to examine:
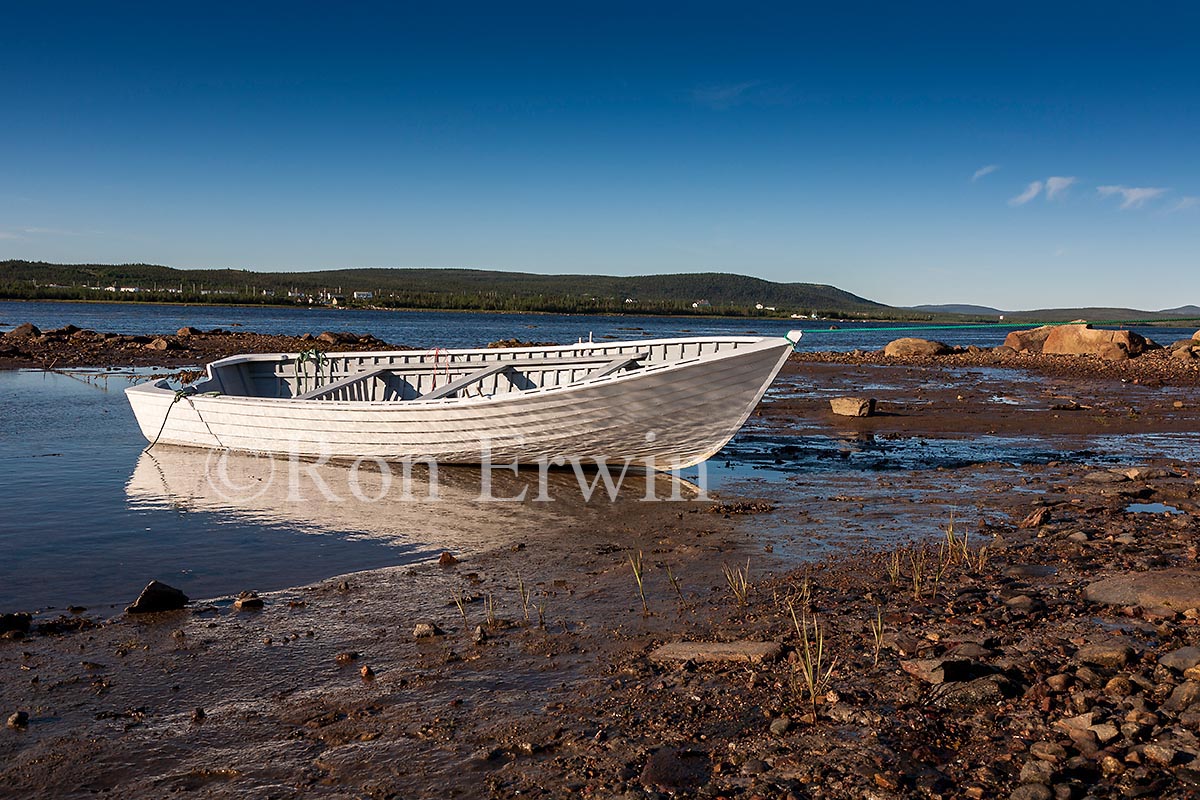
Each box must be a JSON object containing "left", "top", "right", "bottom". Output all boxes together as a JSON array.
[
  {"left": 2, "top": 323, "right": 1200, "bottom": 798},
  {"left": 0, "top": 322, "right": 408, "bottom": 370}
]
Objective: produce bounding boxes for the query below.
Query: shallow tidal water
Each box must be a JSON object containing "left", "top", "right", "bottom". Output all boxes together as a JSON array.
[{"left": 5, "top": 361, "right": 1199, "bottom": 613}]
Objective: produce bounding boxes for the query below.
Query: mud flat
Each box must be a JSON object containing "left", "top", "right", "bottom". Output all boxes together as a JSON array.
[{"left": 2, "top": 334, "right": 1200, "bottom": 798}]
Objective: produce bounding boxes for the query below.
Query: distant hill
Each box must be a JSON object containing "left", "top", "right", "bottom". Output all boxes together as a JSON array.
[
  {"left": 1001, "top": 307, "right": 1200, "bottom": 323},
  {"left": 1159, "top": 305, "right": 1200, "bottom": 317},
  {"left": 0, "top": 260, "right": 895, "bottom": 317},
  {"left": 909, "top": 303, "right": 1005, "bottom": 316}
]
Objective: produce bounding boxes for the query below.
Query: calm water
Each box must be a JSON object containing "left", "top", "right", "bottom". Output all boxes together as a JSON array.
[
  {"left": 1, "top": 301, "right": 1196, "bottom": 611},
  {"left": 4, "top": 299, "right": 1194, "bottom": 352}
]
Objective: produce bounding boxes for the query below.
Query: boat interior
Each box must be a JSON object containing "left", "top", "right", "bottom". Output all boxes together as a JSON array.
[{"left": 191, "top": 338, "right": 760, "bottom": 402}]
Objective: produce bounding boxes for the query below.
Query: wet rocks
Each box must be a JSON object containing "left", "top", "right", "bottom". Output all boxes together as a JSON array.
[
  {"left": 334, "top": 651, "right": 359, "bottom": 665},
  {"left": 0, "top": 612, "right": 31, "bottom": 636},
  {"left": 176, "top": 326, "right": 202, "bottom": 337},
  {"left": 1074, "top": 640, "right": 1138, "bottom": 670},
  {"left": 1160, "top": 646, "right": 1200, "bottom": 672},
  {"left": 640, "top": 748, "right": 710, "bottom": 793},
  {"left": 487, "top": 338, "right": 556, "bottom": 349},
  {"left": 413, "top": 622, "right": 444, "bottom": 639},
  {"left": 884, "top": 337, "right": 952, "bottom": 357},
  {"left": 144, "top": 337, "right": 180, "bottom": 351},
  {"left": 1084, "top": 569, "right": 1200, "bottom": 614},
  {"left": 5, "top": 323, "right": 40, "bottom": 338},
  {"left": 649, "top": 640, "right": 783, "bottom": 664},
  {"left": 126, "top": 580, "right": 189, "bottom": 613},
  {"left": 233, "top": 591, "right": 264, "bottom": 611},
  {"left": 829, "top": 396, "right": 876, "bottom": 417},
  {"left": 6, "top": 711, "right": 29, "bottom": 729},
  {"left": 1042, "top": 324, "right": 1147, "bottom": 360}
]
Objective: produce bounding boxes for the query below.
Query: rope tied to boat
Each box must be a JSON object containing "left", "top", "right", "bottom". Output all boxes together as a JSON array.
[
  {"left": 144, "top": 387, "right": 196, "bottom": 453},
  {"left": 296, "top": 348, "right": 327, "bottom": 395}
]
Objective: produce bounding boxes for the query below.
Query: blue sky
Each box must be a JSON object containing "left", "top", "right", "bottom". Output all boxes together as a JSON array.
[{"left": 1, "top": 1, "right": 1196, "bottom": 310}]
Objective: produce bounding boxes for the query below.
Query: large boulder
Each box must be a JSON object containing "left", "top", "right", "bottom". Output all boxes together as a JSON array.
[
  {"left": 883, "top": 337, "right": 952, "bottom": 357},
  {"left": 1003, "top": 325, "right": 1055, "bottom": 354},
  {"left": 1193, "top": 329, "right": 1200, "bottom": 341},
  {"left": 126, "top": 580, "right": 189, "bottom": 614},
  {"left": 1042, "top": 324, "right": 1146, "bottom": 361},
  {"left": 830, "top": 397, "right": 876, "bottom": 417}
]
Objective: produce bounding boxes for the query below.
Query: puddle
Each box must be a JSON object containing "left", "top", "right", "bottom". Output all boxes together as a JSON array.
[{"left": 1126, "top": 502, "right": 1182, "bottom": 514}]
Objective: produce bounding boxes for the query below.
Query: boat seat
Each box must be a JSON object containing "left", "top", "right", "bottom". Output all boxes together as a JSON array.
[
  {"left": 295, "top": 367, "right": 393, "bottom": 400},
  {"left": 586, "top": 354, "right": 647, "bottom": 379},
  {"left": 419, "top": 362, "right": 513, "bottom": 400}
]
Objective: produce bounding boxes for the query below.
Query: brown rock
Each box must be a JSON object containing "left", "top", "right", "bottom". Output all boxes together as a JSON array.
[
  {"left": 144, "top": 337, "right": 179, "bottom": 351},
  {"left": 1018, "top": 507, "right": 1050, "bottom": 529},
  {"left": 1041, "top": 324, "right": 1146, "bottom": 360},
  {"left": 1084, "top": 569, "right": 1200, "bottom": 614},
  {"left": 233, "top": 591, "right": 264, "bottom": 611},
  {"left": 1004, "top": 325, "right": 1055, "bottom": 354},
  {"left": 413, "top": 622, "right": 444, "bottom": 639},
  {"left": 335, "top": 651, "right": 359, "bottom": 665},
  {"left": 176, "top": 326, "right": 202, "bottom": 337},
  {"left": 650, "top": 640, "right": 783, "bottom": 664},
  {"left": 6, "top": 323, "right": 40, "bottom": 338},
  {"left": 829, "top": 397, "right": 875, "bottom": 417},
  {"left": 6, "top": 711, "right": 29, "bottom": 729},
  {"left": 438, "top": 552, "right": 460, "bottom": 566},
  {"left": 1075, "top": 641, "right": 1137, "bottom": 669},
  {"left": 883, "top": 337, "right": 952, "bottom": 357}
]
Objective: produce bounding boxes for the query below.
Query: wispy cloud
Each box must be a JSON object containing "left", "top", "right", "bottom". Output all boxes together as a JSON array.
[
  {"left": 692, "top": 81, "right": 761, "bottom": 110},
  {"left": 0, "top": 231, "right": 18, "bottom": 240},
  {"left": 972, "top": 164, "right": 999, "bottom": 182},
  {"left": 1168, "top": 196, "right": 1199, "bottom": 213},
  {"left": 1009, "top": 181, "right": 1043, "bottom": 206},
  {"left": 1097, "top": 185, "right": 1169, "bottom": 209},
  {"left": 1044, "top": 176, "right": 1077, "bottom": 200},
  {"left": 23, "top": 226, "right": 81, "bottom": 236}
]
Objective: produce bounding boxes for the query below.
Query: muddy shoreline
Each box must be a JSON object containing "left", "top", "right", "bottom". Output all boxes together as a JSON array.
[{"left": 3, "top": 328, "right": 1200, "bottom": 798}]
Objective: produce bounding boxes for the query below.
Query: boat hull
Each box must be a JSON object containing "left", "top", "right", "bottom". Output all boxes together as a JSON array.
[{"left": 126, "top": 337, "right": 792, "bottom": 469}]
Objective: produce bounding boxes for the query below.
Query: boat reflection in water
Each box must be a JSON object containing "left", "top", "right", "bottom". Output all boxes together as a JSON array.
[{"left": 126, "top": 446, "right": 705, "bottom": 558}]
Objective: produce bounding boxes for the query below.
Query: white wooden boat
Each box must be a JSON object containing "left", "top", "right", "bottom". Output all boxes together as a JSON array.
[{"left": 126, "top": 332, "right": 799, "bottom": 469}]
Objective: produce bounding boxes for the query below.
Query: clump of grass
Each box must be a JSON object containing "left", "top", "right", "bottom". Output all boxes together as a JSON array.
[
  {"left": 868, "top": 605, "right": 885, "bottom": 667},
  {"left": 629, "top": 551, "right": 650, "bottom": 616},
  {"left": 723, "top": 558, "right": 751, "bottom": 608},
  {"left": 908, "top": 546, "right": 927, "bottom": 600},
  {"left": 516, "top": 573, "right": 531, "bottom": 623},
  {"left": 537, "top": 600, "right": 548, "bottom": 629},
  {"left": 789, "top": 603, "right": 837, "bottom": 720},
  {"left": 485, "top": 593, "right": 498, "bottom": 628},
  {"left": 885, "top": 549, "right": 902, "bottom": 586}
]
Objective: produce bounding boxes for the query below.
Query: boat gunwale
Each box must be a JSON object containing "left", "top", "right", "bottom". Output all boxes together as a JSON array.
[{"left": 127, "top": 335, "right": 794, "bottom": 411}]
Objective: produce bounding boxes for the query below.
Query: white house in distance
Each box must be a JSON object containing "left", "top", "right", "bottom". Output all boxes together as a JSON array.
[
  {"left": 353, "top": 291, "right": 374, "bottom": 300},
  {"left": 692, "top": 299, "right": 710, "bottom": 308}
]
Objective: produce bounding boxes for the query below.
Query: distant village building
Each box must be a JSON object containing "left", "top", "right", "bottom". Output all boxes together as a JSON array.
[
  {"left": 692, "top": 299, "right": 710, "bottom": 308},
  {"left": 754, "top": 303, "right": 777, "bottom": 311},
  {"left": 353, "top": 291, "right": 374, "bottom": 300}
]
